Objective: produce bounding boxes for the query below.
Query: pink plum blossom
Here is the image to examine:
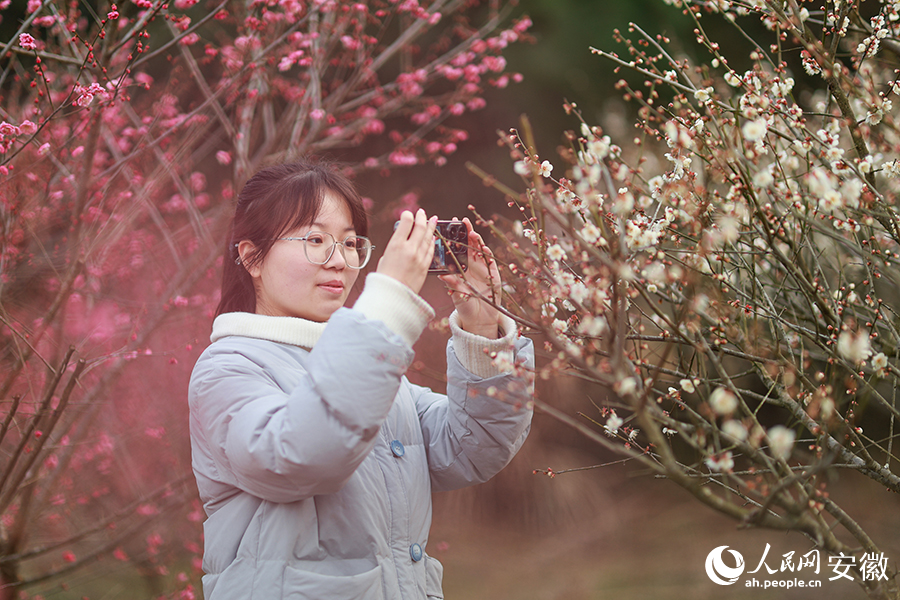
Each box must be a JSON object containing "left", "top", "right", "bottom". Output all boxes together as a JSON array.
[{"left": 18, "top": 33, "right": 37, "bottom": 51}]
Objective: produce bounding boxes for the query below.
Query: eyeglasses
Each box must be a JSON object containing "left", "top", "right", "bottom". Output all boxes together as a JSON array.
[{"left": 277, "top": 232, "right": 374, "bottom": 269}]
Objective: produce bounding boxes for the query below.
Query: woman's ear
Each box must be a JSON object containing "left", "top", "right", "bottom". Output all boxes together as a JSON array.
[{"left": 237, "top": 240, "right": 262, "bottom": 278}]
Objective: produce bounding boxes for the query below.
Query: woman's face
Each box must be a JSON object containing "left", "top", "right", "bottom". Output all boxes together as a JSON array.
[{"left": 241, "top": 191, "right": 361, "bottom": 322}]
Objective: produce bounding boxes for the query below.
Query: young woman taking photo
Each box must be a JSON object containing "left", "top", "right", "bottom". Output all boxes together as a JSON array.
[{"left": 188, "top": 159, "right": 534, "bottom": 600}]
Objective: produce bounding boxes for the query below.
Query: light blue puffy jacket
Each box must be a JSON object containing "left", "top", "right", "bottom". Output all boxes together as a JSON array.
[{"left": 188, "top": 278, "right": 533, "bottom": 600}]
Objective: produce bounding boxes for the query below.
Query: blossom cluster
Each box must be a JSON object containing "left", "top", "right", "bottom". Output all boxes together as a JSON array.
[{"left": 486, "top": 1, "right": 900, "bottom": 595}]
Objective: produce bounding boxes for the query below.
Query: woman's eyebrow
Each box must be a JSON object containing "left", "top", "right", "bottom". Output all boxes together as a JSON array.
[{"left": 310, "top": 222, "right": 356, "bottom": 232}]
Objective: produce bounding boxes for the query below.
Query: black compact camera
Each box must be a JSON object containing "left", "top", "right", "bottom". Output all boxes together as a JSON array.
[{"left": 393, "top": 219, "right": 468, "bottom": 273}]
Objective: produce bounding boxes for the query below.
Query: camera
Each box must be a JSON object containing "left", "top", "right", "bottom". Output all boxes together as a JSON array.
[
  {"left": 393, "top": 219, "right": 468, "bottom": 274},
  {"left": 430, "top": 220, "right": 468, "bottom": 274}
]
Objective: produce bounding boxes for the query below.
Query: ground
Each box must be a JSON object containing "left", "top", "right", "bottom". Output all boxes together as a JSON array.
[{"left": 431, "top": 447, "right": 898, "bottom": 600}]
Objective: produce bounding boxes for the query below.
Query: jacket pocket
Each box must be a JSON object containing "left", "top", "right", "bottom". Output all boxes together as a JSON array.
[
  {"left": 425, "top": 555, "right": 444, "bottom": 599},
  {"left": 283, "top": 563, "right": 384, "bottom": 600}
]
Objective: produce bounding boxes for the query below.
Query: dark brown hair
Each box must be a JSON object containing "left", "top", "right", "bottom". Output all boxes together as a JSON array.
[{"left": 216, "top": 159, "right": 369, "bottom": 316}]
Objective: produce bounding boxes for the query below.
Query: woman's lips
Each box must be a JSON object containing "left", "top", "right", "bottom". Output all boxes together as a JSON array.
[{"left": 318, "top": 281, "right": 344, "bottom": 294}]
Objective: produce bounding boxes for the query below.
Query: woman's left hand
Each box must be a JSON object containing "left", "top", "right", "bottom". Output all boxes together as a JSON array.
[{"left": 439, "top": 218, "right": 503, "bottom": 338}]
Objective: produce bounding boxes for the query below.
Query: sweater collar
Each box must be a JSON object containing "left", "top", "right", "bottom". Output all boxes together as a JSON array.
[{"left": 210, "top": 312, "right": 327, "bottom": 348}]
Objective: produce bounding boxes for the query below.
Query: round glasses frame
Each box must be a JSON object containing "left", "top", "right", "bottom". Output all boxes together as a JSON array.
[{"left": 277, "top": 232, "right": 374, "bottom": 269}]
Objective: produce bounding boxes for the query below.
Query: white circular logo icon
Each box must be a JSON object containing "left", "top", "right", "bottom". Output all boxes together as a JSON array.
[{"left": 705, "top": 545, "right": 745, "bottom": 585}]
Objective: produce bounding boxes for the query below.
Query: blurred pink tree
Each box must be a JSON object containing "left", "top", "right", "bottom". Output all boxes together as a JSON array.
[{"left": 0, "top": 0, "right": 530, "bottom": 597}]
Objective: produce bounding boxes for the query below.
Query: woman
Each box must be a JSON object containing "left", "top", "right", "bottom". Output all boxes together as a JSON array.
[{"left": 188, "top": 159, "right": 533, "bottom": 600}]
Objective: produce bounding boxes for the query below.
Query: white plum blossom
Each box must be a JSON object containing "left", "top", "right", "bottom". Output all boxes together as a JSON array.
[
  {"left": 705, "top": 451, "right": 735, "bottom": 472},
  {"left": 551, "top": 318, "right": 568, "bottom": 335},
  {"left": 872, "top": 352, "right": 889, "bottom": 371},
  {"left": 793, "top": 139, "right": 812, "bottom": 153},
  {"left": 573, "top": 162, "right": 602, "bottom": 190},
  {"left": 752, "top": 166, "right": 774, "bottom": 188},
  {"left": 614, "top": 190, "right": 635, "bottom": 217},
  {"left": 722, "top": 419, "right": 748, "bottom": 442},
  {"left": 709, "top": 387, "right": 738, "bottom": 415},
  {"left": 664, "top": 120, "right": 693, "bottom": 149},
  {"left": 820, "top": 188, "right": 843, "bottom": 213},
  {"left": 865, "top": 100, "right": 891, "bottom": 125},
  {"left": 491, "top": 350, "right": 515, "bottom": 372},
  {"left": 623, "top": 214, "right": 669, "bottom": 251},
  {"left": 546, "top": 244, "right": 566, "bottom": 262},
  {"left": 663, "top": 152, "right": 691, "bottom": 182},
  {"left": 742, "top": 117, "right": 768, "bottom": 142},
  {"left": 714, "top": 216, "right": 740, "bottom": 247},
  {"left": 802, "top": 51, "right": 821, "bottom": 75},
  {"left": 642, "top": 262, "right": 666, "bottom": 286},
  {"left": 884, "top": 160, "right": 900, "bottom": 178},
  {"left": 807, "top": 167, "right": 838, "bottom": 202},
  {"left": 554, "top": 269, "right": 575, "bottom": 291},
  {"left": 694, "top": 86, "right": 713, "bottom": 102},
  {"left": 857, "top": 15, "right": 887, "bottom": 58},
  {"left": 593, "top": 287, "right": 611, "bottom": 309},
  {"left": 587, "top": 135, "right": 611, "bottom": 162},
  {"left": 842, "top": 178, "right": 863, "bottom": 209},
  {"left": 740, "top": 87, "right": 770, "bottom": 119},
  {"left": 648, "top": 175, "right": 665, "bottom": 200},
  {"left": 859, "top": 156, "right": 873, "bottom": 174},
  {"left": 837, "top": 329, "right": 872, "bottom": 364},
  {"left": 604, "top": 411, "right": 624, "bottom": 437},
  {"left": 555, "top": 187, "right": 578, "bottom": 213},
  {"left": 513, "top": 160, "right": 530, "bottom": 176},
  {"left": 578, "top": 314, "right": 607, "bottom": 337},
  {"left": 680, "top": 379, "right": 696, "bottom": 394},
  {"left": 616, "top": 377, "right": 637, "bottom": 396},
  {"left": 775, "top": 77, "right": 794, "bottom": 97},
  {"left": 767, "top": 425, "right": 796, "bottom": 460},
  {"left": 540, "top": 160, "right": 553, "bottom": 178},
  {"left": 568, "top": 280, "right": 589, "bottom": 304},
  {"left": 825, "top": 144, "right": 845, "bottom": 163}
]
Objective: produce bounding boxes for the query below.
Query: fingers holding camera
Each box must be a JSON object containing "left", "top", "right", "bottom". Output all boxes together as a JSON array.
[
  {"left": 378, "top": 211, "right": 502, "bottom": 335},
  {"left": 377, "top": 209, "right": 437, "bottom": 295},
  {"left": 462, "top": 217, "right": 502, "bottom": 295},
  {"left": 439, "top": 217, "right": 503, "bottom": 338}
]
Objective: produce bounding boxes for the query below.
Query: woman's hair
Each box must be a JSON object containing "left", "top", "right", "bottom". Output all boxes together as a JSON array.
[{"left": 216, "top": 159, "right": 369, "bottom": 316}]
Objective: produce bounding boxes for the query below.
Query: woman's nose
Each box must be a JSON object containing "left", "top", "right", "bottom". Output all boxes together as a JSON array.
[{"left": 325, "top": 243, "right": 347, "bottom": 269}]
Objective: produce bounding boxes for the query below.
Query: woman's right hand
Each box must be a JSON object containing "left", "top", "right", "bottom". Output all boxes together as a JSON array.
[{"left": 376, "top": 209, "right": 437, "bottom": 295}]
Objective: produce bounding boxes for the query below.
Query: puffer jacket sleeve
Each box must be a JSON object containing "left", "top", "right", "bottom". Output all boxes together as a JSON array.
[
  {"left": 413, "top": 328, "right": 534, "bottom": 492},
  {"left": 189, "top": 309, "right": 413, "bottom": 504}
]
